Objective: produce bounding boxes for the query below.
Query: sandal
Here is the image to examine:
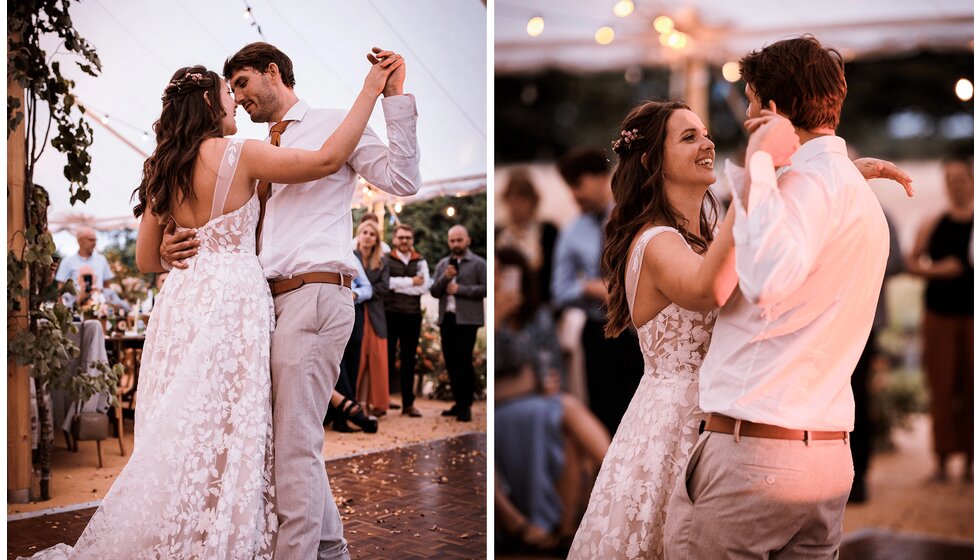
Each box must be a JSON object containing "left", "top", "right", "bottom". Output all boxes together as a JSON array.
[{"left": 340, "top": 398, "right": 379, "bottom": 434}]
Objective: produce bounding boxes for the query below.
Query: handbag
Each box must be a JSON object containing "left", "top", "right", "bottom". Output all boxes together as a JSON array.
[{"left": 71, "top": 411, "right": 109, "bottom": 441}]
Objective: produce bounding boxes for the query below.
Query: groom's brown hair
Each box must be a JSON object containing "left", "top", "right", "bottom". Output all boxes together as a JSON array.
[
  {"left": 223, "top": 42, "right": 296, "bottom": 88},
  {"left": 739, "top": 35, "right": 847, "bottom": 131}
]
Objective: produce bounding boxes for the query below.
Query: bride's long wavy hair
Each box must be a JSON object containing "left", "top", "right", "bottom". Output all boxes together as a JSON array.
[
  {"left": 133, "top": 65, "right": 227, "bottom": 219},
  {"left": 601, "top": 100, "right": 719, "bottom": 338}
]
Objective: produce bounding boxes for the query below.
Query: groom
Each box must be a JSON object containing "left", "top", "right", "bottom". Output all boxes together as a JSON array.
[
  {"left": 664, "top": 36, "right": 889, "bottom": 558},
  {"left": 163, "top": 43, "right": 421, "bottom": 560}
]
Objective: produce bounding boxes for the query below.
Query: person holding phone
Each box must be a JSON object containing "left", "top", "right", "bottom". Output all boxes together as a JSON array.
[
  {"left": 430, "top": 225, "right": 487, "bottom": 422},
  {"left": 55, "top": 227, "right": 114, "bottom": 307}
]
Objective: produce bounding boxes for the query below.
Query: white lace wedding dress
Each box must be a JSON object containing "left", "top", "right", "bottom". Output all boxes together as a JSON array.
[
  {"left": 23, "top": 139, "right": 277, "bottom": 560},
  {"left": 568, "top": 226, "right": 717, "bottom": 560}
]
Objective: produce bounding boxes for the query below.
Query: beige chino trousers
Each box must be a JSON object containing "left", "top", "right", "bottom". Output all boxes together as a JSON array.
[
  {"left": 271, "top": 283, "right": 354, "bottom": 560},
  {"left": 664, "top": 430, "right": 853, "bottom": 560}
]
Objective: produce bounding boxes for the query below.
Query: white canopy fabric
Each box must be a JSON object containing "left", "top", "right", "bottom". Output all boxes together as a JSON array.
[
  {"left": 495, "top": 0, "right": 973, "bottom": 72},
  {"left": 33, "top": 0, "right": 487, "bottom": 229}
]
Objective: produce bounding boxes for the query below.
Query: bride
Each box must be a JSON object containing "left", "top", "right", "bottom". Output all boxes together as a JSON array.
[
  {"left": 568, "top": 100, "right": 736, "bottom": 560},
  {"left": 568, "top": 100, "right": 912, "bottom": 559},
  {"left": 21, "top": 53, "right": 402, "bottom": 559}
]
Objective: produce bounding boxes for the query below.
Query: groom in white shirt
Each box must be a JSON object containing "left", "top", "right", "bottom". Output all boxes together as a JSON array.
[
  {"left": 163, "top": 43, "right": 421, "bottom": 560},
  {"left": 664, "top": 36, "right": 889, "bottom": 559}
]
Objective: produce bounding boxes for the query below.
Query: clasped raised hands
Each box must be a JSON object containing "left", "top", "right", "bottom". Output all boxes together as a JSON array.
[
  {"left": 366, "top": 47, "right": 406, "bottom": 97},
  {"left": 362, "top": 48, "right": 404, "bottom": 97}
]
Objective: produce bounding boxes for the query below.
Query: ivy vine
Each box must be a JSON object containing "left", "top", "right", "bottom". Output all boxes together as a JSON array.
[{"left": 8, "top": 0, "right": 120, "bottom": 499}]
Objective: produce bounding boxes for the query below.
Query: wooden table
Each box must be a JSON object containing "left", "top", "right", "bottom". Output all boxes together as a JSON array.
[{"left": 105, "top": 334, "right": 145, "bottom": 413}]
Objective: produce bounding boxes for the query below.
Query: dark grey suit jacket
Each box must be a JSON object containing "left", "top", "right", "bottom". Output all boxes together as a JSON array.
[{"left": 430, "top": 250, "right": 487, "bottom": 326}]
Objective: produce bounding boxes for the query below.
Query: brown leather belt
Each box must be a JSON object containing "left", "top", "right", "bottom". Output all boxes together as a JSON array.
[
  {"left": 269, "top": 271, "right": 351, "bottom": 297},
  {"left": 702, "top": 414, "right": 847, "bottom": 442}
]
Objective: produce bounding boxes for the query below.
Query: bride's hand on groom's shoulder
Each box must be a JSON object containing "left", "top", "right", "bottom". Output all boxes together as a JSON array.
[{"left": 367, "top": 46, "right": 406, "bottom": 97}]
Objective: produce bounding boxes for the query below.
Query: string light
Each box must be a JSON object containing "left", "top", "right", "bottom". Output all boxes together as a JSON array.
[
  {"left": 445, "top": 206, "right": 456, "bottom": 217},
  {"left": 955, "top": 78, "right": 973, "bottom": 101},
  {"left": 141, "top": 132, "right": 149, "bottom": 142},
  {"left": 653, "top": 16, "right": 674, "bottom": 34},
  {"left": 100, "top": 114, "right": 109, "bottom": 124},
  {"left": 526, "top": 16, "right": 544, "bottom": 37},
  {"left": 595, "top": 26, "right": 615, "bottom": 45},
  {"left": 613, "top": 0, "right": 634, "bottom": 17},
  {"left": 240, "top": 1, "right": 265, "bottom": 39},
  {"left": 722, "top": 62, "right": 741, "bottom": 83},
  {"left": 393, "top": 203, "right": 403, "bottom": 213}
]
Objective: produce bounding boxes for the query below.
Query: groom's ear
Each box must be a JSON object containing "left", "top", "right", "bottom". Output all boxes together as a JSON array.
[{"left": 266, "top": 63, "right": 281, "bottom": 84}]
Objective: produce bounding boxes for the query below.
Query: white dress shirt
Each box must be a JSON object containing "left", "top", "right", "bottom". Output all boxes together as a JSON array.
[
  {"left": 259, "top": 97, "right": 421, "bottom": 279},
  {"left": 388, "top": 249, "right": 433, "bottom": 294},
  {"left": 699, "top": 136, "right": 889, "bottom": 431}
]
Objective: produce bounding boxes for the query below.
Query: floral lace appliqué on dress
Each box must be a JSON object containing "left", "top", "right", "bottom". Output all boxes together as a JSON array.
[
  {"left": 22, "top": 139, "right": 276, "bottom": 560},
  {"left": 568, "top": 226, "right": 717, "bottom": 560}
]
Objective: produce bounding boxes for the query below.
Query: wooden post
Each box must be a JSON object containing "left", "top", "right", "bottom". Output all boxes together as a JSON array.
[{"left": 7, "top": 30, "right": 32, "bottom": 504}]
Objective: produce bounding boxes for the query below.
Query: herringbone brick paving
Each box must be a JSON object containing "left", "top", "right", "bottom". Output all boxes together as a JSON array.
[{"left": 9, "top": 433, "right": 487, "bottom": 559}]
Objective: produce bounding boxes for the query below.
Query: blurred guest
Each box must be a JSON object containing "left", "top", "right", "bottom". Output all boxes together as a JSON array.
[
  {"left": 907, "top": 154, "right": 974, "bottom": 482},
  {"left": 354, "top": 220, "right": 391, "bottom": 416},
  {"left": 552, "top": 147, "right": 644, "bottom": 436},
  {"left": 56, "top": 227, "right": 114, "bottom": 291},
  {"left": 332, "top": 252, "right": 373, "bottom": 427},
  {"left": 384, "top": 223, "right": 432, "bottom": 417},
  {"left": 431, "top": 225, "right": 487, "bottom": 422},
  {"left": 495, "top": 247, "right": 610, "bottom": 551},
  {"left": 351, "top": 211, "right": 391, "bottom": 254},
  {"left": 496, "top": 167, "right": 559, "bottom": 305},
  {"left": 849, "top": 211, "right": 904, "bottom": 503}
]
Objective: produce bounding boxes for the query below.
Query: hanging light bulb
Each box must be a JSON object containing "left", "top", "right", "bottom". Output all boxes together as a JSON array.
[
  {"left": 955, "top": 78, "right": 974, "bottom": 101},
  {"left": 243, "top": 8, "right": 251, "bottom": 19},
  {"left": 613, "top": 0, "right": 634, "bottom": 18},
  {"left": 595, "top": 26, "right": 615, "bottom": 45},
  {"left": 393, "top": 203, "right": 403, "bottom": 213},
  {"left": 526, "top": 16, "right": 544, "bottom": 37},
  {"left": 100, "top": 114, "right": 109, "bottom": 124},
  {"left": 445, "top": 206, "right": 456, "bottom": 218},
  {"left": 141, "top": 132, "right": 149, "bottom": 142}
]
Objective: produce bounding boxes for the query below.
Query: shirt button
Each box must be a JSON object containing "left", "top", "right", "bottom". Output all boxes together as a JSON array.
[{"left": 766, "top": 475, "right": 776, "bottom": 485}]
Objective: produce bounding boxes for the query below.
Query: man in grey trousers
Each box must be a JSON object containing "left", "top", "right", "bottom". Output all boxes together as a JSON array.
[
  {"left": 162, "top": 42, "right": 421, "bottom": 560},
  {"left": 430, "top": 225, "right": 487, "bottom": 423}
]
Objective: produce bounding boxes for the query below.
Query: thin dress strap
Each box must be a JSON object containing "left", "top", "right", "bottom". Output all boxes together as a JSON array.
[
  {"left": 209, "top": 138, "right": 246, "bottom": 222},
  {"left": 625, "top": 226, "right": 687, "bottom": 317}
]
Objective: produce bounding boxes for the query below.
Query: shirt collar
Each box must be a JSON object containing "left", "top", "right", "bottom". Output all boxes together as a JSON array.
[
  {"left": 790, "top": 135, "right": 847, "bottom": 166},
  {"left": 268, "top": 99, "right": 310, "bottom": 132}
]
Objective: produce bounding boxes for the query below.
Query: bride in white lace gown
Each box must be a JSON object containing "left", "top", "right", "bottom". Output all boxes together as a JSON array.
[
  {"left": 568, "top": 101, "right": 738, "bottom": 560},
  {"left": 21, "top": 56, "right": 401, "bottom": 560}
]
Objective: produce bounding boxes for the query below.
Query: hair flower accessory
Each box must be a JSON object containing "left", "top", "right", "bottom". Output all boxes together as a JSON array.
[
  {"left": 161, "top": 71, "right": 208, "bottom": 101},
  {"left": 611, "top": 128, "right": 644, "bottom": 153}
]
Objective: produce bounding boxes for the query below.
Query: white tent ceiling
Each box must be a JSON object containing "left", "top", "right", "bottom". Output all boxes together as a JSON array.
[
  {"left": 495, "top": 0, "right": 973, "bottom": 73},
  {"left": 34, "top": 0, "right": 486, "bottom": 232}
]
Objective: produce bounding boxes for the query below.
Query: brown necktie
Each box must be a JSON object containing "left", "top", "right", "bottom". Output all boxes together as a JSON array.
[{"left": 255, "top": 120, "right": 292, "bottom": 250}]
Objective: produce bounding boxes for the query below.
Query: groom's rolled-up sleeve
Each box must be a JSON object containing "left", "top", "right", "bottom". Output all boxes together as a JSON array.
[
  {"left": 731, "top": 151, "right": 833, "bottom": 306},
  {"left": 349, "top": 94, "right": 422, "bottom": 197}
]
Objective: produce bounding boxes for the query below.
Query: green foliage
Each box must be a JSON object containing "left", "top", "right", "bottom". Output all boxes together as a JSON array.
[
  {"left": 366, "top": 193, "right": 487, "bottom": 270},
  {"left": 8, "top": 1, "right": 118, "bottom": 491},
  {"left": 415, "top": 308, "right": 487, "bottom": 402},
  {"left": 8, "top": 0, "right": 101, "bottom": 202},
  {"left": 872, "top": 367, "right": 928, "bottom": 451}
]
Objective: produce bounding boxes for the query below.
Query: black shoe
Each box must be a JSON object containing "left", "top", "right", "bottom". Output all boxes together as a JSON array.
[
  {"left": 332, "top": 418, "right": 355, "bottom": 433},
  {"left": 401, "top": 405, "right": 422, "bottom": 417},
  {"left": 441, "top": 405, "right": 460, "bottom": 417},
  {"left": 337, "top": 398, "right": 379, "bottom": 434},
  {"left": 456, "top": 407, "right": 472, "bottom": 422}
]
